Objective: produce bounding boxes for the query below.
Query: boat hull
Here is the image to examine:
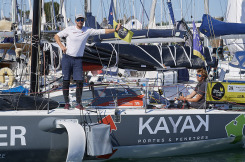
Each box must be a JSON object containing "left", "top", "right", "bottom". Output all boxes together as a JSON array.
[
  {"left": 111, "top": 137, "right": 242, "bottom": 159},
  {"left": 0, "top": 109, "right": 243, "bottom": 161}
]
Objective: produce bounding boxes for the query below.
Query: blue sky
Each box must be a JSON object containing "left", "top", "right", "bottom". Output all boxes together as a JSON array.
[
  {"left": 1, "top": 0, "right": 227, "bottom": 24},
  {"left": 65, "top": 0, "right": 227, "bottom": 24}
]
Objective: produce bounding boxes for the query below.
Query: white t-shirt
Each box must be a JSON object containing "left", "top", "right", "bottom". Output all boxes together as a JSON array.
[{"left": 57, "top": 26, "right": 105, "bottom": 57}]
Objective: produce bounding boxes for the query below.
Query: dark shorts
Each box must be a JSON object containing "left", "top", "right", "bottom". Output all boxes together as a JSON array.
[{"left": 62, "top": 54, "right": 83, "bottom": 81}]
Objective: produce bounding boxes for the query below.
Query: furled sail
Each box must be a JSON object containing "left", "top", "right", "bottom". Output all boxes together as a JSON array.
[
  {"left": 98, "top": 29, "right": 186, "bottom": 44},
  {"left": 199, "top": 14, "right": 245, "bottom": 37},
  {"left": 83, "top": 12, "right": 186, "bottom": 44},
  {"left": 82, "top": 43, "right": 213, "bottom": 70}
]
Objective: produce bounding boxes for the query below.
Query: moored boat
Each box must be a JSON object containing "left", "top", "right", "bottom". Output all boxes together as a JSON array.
[{"left": 1, "top": 0, "right": 245, "bottom": 161}]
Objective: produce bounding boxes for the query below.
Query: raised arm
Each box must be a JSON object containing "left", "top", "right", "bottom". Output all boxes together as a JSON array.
[{"left": 105, "top": 23, "right": 121, "bottom": 34}]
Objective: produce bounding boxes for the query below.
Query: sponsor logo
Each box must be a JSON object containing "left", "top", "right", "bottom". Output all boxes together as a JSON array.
[
  {"left": 212, "top": 83, "right": 225, "bottom": 100},
  {"left": 117, "top": 26, "right": 129, "bottom": 39},
  {"left": 226, "top": 114, "right": 245, "bottom": 144},
  {"left": 228, "top": 85, "right": 245, "bottom": 93},
  {"left": 0, "top": 126, "right": 26, "bottom": 147},
  {"left": 138, "top": 115, "right": 209, "bottom": 144},
  {"left": 139, "top": 115, "right": 209, "bottom": 134},
  {"left": 138, "top": 136, "right": 209, "bottom": 144}
]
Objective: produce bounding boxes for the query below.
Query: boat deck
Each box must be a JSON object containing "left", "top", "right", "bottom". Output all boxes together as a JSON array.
[{"left": 0, "top": 107, "right": 244, "bottom": 116}]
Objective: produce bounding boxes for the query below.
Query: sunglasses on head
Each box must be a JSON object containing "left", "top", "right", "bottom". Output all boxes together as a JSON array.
[
  {"left": 76, "top": 18, "right": 85, "bottom": 22},
  {"left": 196, "top": 74, "right": 202, "bottom": 77}
]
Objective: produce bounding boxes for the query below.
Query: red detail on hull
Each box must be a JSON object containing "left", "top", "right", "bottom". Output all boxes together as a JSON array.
[
  {"left": 96, "top": 149, "right": 118, "bottom": 159},
  {"left": 99, "top": 115, "right": 117, "bottom": 132},
  {"left": 98, "top": 95, "right": 144, "bottom": 106},
  {"left": 83, "top": 62, "right": 102, "bottom": 71}
]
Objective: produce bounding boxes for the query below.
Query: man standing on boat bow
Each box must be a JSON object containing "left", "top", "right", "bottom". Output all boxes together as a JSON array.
[
  {"left": 176, "top": 68, "right": 207, "bottom": 109},
  {"left": 54, "top": 14, "right": 121, "bottom": 110}
]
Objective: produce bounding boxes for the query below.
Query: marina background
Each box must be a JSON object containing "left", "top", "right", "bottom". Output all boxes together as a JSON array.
[{"left": 0, "top": 0, "right": 228, "bottom": 25}]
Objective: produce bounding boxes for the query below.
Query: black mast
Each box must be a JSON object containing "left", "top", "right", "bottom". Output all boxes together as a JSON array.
[{"left": 30, "top": 0, "right": 42, "bottom": 95}]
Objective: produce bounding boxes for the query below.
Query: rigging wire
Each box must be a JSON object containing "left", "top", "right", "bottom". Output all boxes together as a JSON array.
[
  {"left": 219, "top": 0, "right": 224, "bottom": 18},
  {"left": 122, "top": 0, "right": 127, "bottom": 24},
  {"left": 100, "top": 0, "right": 103, "bottom": 23},
  {"left": 183, "top": 0, "right": 192, "bottom": 21},
  {"left": 118, "top": 0, "right": 123, "bottom": 23},
  {"left": 129, "top": 0, "right": 132, "bottom": 24},
  {"left": 133, "top": 0, "right": 136, "bottom": 23},
  {"left": 95, "top": 1, "right": 102, "bottom": 28},
  {"left": 163, "top": 0, "right": 170, "bottom": 26},
  {"left": 102, "top": 0, "right": 108, "bottom": 22},
  {"left": 140, "top": 0, "right": 149, "bottom": 21}
]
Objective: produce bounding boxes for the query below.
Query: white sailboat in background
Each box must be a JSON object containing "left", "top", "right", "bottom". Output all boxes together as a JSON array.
[
  {"left": 217, "top": 0, "right": 245, "bottom": 82},
  {"left": 221, "top": 0, "right": 245, "bottom": 82},
  {"left": 225, "top": 0, "right": 245, "bottom": 54},
  {"left": 198, "top": 0, "right": 245, "bottom": 82}
]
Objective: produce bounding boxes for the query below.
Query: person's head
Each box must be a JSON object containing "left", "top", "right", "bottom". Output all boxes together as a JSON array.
[
  {"left": 196, "top": 68, "right": 207, "bottom": 82},
  {"left": 75, "top": 14, "right": 85, "bottom": 29}
]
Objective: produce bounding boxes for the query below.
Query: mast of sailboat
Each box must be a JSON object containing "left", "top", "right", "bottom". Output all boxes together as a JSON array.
[
  {"left": 148, "top": 0, "right": 157, "bottom": 29},
  {"left": 2, "top": 0, "right": 6, "bottom": 19},
  {"left": 30, "top": 0, "right": 42, "bottom": 95},
  {"left": 204, "top": 0, "right": 209, "bottom": 15},
  {"left": 23, "top": 2, "right": 26, "bottom": 25},
  {"left": 59, "top": 0, "right": 67, "bottom": 29},
  {"left": 51, "top": 0, "right": 57, "bottom": 30},
  {"left": 0, "top": 0, "right": 1, "bottom": 19},
  {"left": 203, "top": 0, "right": 209, "bottom": 47},
  {"left": 12, "top": 0, "right": 17, "bottom": 23},
  {"left": 84, "top": 0, "right": 91, "bottom": 13},
  {"left": 166, "top": 0, "right": 176, "bottom": 26},
  {"left": 20, "top": 0, "right": 23, "bottom": 26},
  {"left": 41, "top": 0, "right": 46, "bottom": 30},
  {"left": 181, "top": 0, "right": 183, "bottom": 19},
  {"left": 59, "top": 0, "right": 63, "bottom": 15},
  {"left": 133, "top": 0, "right": 136, "bottom": 25},
  {"left": 113, "top": 0, "right": 117, "bottom": 21},
  {"left": 28, "top": 0, "right": 33, "bottom": 20}
]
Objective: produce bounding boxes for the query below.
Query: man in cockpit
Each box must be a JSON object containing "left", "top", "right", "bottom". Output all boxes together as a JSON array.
[{"left": 176, "top": 68, "right": 207, "bottom": 109}]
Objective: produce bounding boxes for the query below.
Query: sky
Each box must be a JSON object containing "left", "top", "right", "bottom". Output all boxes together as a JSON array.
[
  {"left": 0, "top": 0, "right": 228, "bottom": 25},
  {"left": 66, "top": 0, "right": 228, "bottom": 24}
]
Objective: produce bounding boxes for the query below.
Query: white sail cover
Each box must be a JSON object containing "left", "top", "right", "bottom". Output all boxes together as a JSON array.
[
  {"left": 225, "top": 0, "right": 245, "bottom": 54},
  {"left": 41, "top": 0, "right": 46, "bottom": 30},
  {"left": 28, "top": 0, "right": 33, "bottom": 20},
  {"left": 61, "top": 0, "right": 68, "bottom": 28}
]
